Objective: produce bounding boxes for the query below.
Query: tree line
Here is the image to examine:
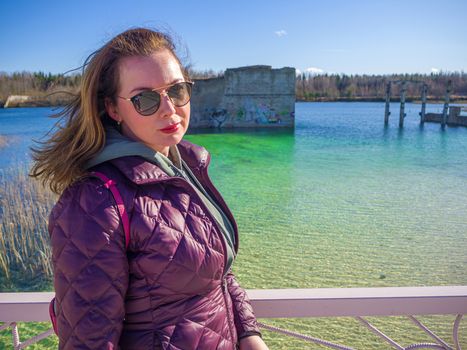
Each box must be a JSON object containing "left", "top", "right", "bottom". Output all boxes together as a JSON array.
[
  {"left": 0, "top": 68, "right": 224, "bottom": 105},
  {"left": 296, "top": 72, "right": 467, "bottom": 101},
  {"left": 0, "top": 71, "right": 80, "bottom": 105},
  {"left": 1, "top": 70, "right": 466, "bottom": 105}
]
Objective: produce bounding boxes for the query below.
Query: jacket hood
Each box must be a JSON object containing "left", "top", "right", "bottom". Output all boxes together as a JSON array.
[
  {"left": 85, "top": 127, "right": 210, "bottom": 172},
  {"left": 85, "top": 127, "right": 155, "bottom": 169}
]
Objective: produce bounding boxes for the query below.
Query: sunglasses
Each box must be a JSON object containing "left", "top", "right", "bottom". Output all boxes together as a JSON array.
[{"left": 118, "top": 81, "right": 194, "bottom": 116}]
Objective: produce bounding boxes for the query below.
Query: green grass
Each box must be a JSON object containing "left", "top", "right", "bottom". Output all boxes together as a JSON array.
[
  {"left": 1, "top": 316, "right": 465, "bottom": 349},
  {"left": 0, "top": 322, "right": 58, "bottom": 349}
]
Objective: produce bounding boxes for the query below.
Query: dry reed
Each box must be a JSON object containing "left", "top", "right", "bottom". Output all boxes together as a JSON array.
[{"left": 0, "top": 166, "right": 57, "bottom": 291}]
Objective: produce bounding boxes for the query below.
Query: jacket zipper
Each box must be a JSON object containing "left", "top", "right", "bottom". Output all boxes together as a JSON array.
[
  {"left": 172, "top": 175, "right": 238, "bottom": 343},
  {"left": 138, "top": 155, "right": 238, "bottom": 278},
  {"left": 171, "top": 171, "right": 234, "bottom": 278},
  {"left": 138, "top": 168, "right": 239, "bottom": 343}
]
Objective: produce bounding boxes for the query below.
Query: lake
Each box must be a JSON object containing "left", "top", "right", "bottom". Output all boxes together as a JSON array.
[
  {"left": 1, "top": 102, "right": 466, "bottom": 348},
  {"left": 0, "top": 102, "right": 466, "bottom": 288}
]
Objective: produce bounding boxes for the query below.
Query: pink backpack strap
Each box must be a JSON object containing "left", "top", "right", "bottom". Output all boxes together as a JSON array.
[
  {"left": 49, "top": 297, "right": 58, "bottom": 334},
  {"left": 49, "top": 171, "right": 131, "bottom": 335},
  {"left": 92, "top": 171, "right": 130, "bottom": 249}
]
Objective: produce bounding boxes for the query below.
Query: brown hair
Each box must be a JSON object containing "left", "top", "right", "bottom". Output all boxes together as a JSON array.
[{"left": 30, "top": 28, "right": 188, "bottom": 194}]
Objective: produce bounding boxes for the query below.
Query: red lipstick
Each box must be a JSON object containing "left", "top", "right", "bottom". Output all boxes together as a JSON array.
[{"left": 160, "top": 123, "right": 180, "bottom": 134}]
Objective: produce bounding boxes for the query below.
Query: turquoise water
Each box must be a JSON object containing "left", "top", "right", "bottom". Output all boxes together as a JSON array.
[
  {"left": 1, "top": 103, "right": 466, "bottom": 288},
  {"left": 1, "top": 103, "right": 466, "bottom": 348},
  {"left": 185, "top": 102, "right": 467, "bottom": 289}
]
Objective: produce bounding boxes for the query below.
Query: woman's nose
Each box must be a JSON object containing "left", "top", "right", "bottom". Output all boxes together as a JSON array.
[{"left": 157, "top": 92, "right": 176, "bottom": 118}]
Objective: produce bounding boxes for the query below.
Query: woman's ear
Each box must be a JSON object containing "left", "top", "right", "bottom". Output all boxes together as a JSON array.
[{"left": 105, "top": 97, "right": 120, "bottom": 122}]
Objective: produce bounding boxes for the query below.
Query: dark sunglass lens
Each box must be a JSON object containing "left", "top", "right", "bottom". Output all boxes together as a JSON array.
[
  {"left": 133, "top": 91, "right": 161, "bottom": 116},
  {"left": 168, "top": 82, "right": 192, "bottom": 107}
]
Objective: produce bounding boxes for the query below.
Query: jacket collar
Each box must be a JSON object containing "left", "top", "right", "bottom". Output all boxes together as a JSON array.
[
  {"left": 107, "top": 140, "right": 210, "bottom": 185},
  {"left": 177, "top": 139, "right": 210, "bottom": 171}
]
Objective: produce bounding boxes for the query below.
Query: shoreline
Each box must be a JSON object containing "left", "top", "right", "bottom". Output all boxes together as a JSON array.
[
  {"left": 2, "top": 98, "right": 467, "bottom": 108},
  {"left": 296, "top": 97, "right": 467, "bottom": 104}
]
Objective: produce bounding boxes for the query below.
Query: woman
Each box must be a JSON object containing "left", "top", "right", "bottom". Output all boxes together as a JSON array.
[{"left": 31, "top": 28, "right": 268, "bottom": 350}]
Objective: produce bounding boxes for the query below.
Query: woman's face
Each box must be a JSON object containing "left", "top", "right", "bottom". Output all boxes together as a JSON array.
[{"left": 106, "top": 50, "right": 190, "bottom": 156}]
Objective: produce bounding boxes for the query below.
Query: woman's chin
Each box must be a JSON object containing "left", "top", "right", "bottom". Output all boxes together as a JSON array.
[
  {"left": 155, "top": 130, "right": 185, "bottom": 147},
  {"left": 163, "top": 125, "right": 186, "bottom": 141}
]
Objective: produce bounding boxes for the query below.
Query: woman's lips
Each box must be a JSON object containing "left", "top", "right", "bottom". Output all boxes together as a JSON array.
[{"left": 160, "top": 123, "right": 180, "bottom": 133}]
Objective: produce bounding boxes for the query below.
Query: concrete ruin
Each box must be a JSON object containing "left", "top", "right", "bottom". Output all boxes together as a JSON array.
[
  {"left": 190, "top": 65, "right": 296, "bottom": 128},
  {"left": 425, "top": 106, "right": 467, "bottom": 127},
  {"left": 4, "top": 95, "right": 35, "bottom": 108}
]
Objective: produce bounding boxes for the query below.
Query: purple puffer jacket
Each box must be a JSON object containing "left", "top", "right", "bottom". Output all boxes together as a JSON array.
[{"left": 49, "top": 140, "right": 261, "bottom": 349}]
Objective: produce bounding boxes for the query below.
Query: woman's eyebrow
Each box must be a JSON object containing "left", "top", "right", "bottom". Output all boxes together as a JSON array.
[
  {"left": 129, "top": 79, "right": 184, "bottom": 94},
  {"left": 129, "top": 86, "right": 152, "bottom": 94}
]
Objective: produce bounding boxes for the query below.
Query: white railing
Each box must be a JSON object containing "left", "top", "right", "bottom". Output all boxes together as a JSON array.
[
  {"left": 250, "top": 286, "right": 466, "bottom": 349},
  {"left": 1, "top": 286, "right": 466, "bottom": 349}
]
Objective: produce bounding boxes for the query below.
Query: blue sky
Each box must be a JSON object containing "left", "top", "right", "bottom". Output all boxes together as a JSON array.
[{"left": 1, "top": 0, "right": 466, "bottom": 76}]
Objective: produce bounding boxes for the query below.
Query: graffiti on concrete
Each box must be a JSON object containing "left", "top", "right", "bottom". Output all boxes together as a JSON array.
[
  {"left": 238, "top": 98, "right": 288, "bottom": 124},
  {"left": 280, "top": 109, "right": 295, "bottom": 119},
  {"left": 190, "top": 65, "right": 295, "bottom": 128},
  {"left": 206, "top": 108, "right": 228, "bottom": 128}
]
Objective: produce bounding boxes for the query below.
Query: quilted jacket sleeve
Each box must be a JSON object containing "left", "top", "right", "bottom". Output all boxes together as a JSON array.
[
  {"left": 48, "top": 179, "right": 129, "bottom": 349},
  {"left": 225, "top": 270, "right": 262, "bottom": 340}
]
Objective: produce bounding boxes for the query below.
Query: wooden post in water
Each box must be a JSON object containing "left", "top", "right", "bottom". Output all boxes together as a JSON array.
[
  {"left": 419, "top": 83, "right": 427, "bottom": 124},
  {"left": 302, "top": 73, "right": 306, "bottom": 100},
  {"left": 442, "top": 80, "right": 451, "bottom": 127},
  {"left": 384, "top": 82, "right": 391, "bottom": 125},
  {"left": 399, "top": 81, "right": 407, "bottom": 128}
]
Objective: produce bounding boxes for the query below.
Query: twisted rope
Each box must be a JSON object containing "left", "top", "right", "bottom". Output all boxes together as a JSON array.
[
  {"left": 16, "top": 328, "right": 55, "bottom": 349},
  {"left": 408, "top": 316, "right": 452, "bottom": 349},
  {"left": 1, "top": 322, "right": 55, "bottom": 350},
  {"left": 258, "top": 321, "right": 355, "bottom": 350},
  {"left": 11, "top": 322, "right": 20, "bottom": 349},
  {"left": 453, "top": 315, "right": 463, "bottom": 350},
  {"left": 355, "top": 316, "right": 404, "bottom": 350},
  {"left": 404, "top": 343, "right": 450, "bottom": 350}
]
